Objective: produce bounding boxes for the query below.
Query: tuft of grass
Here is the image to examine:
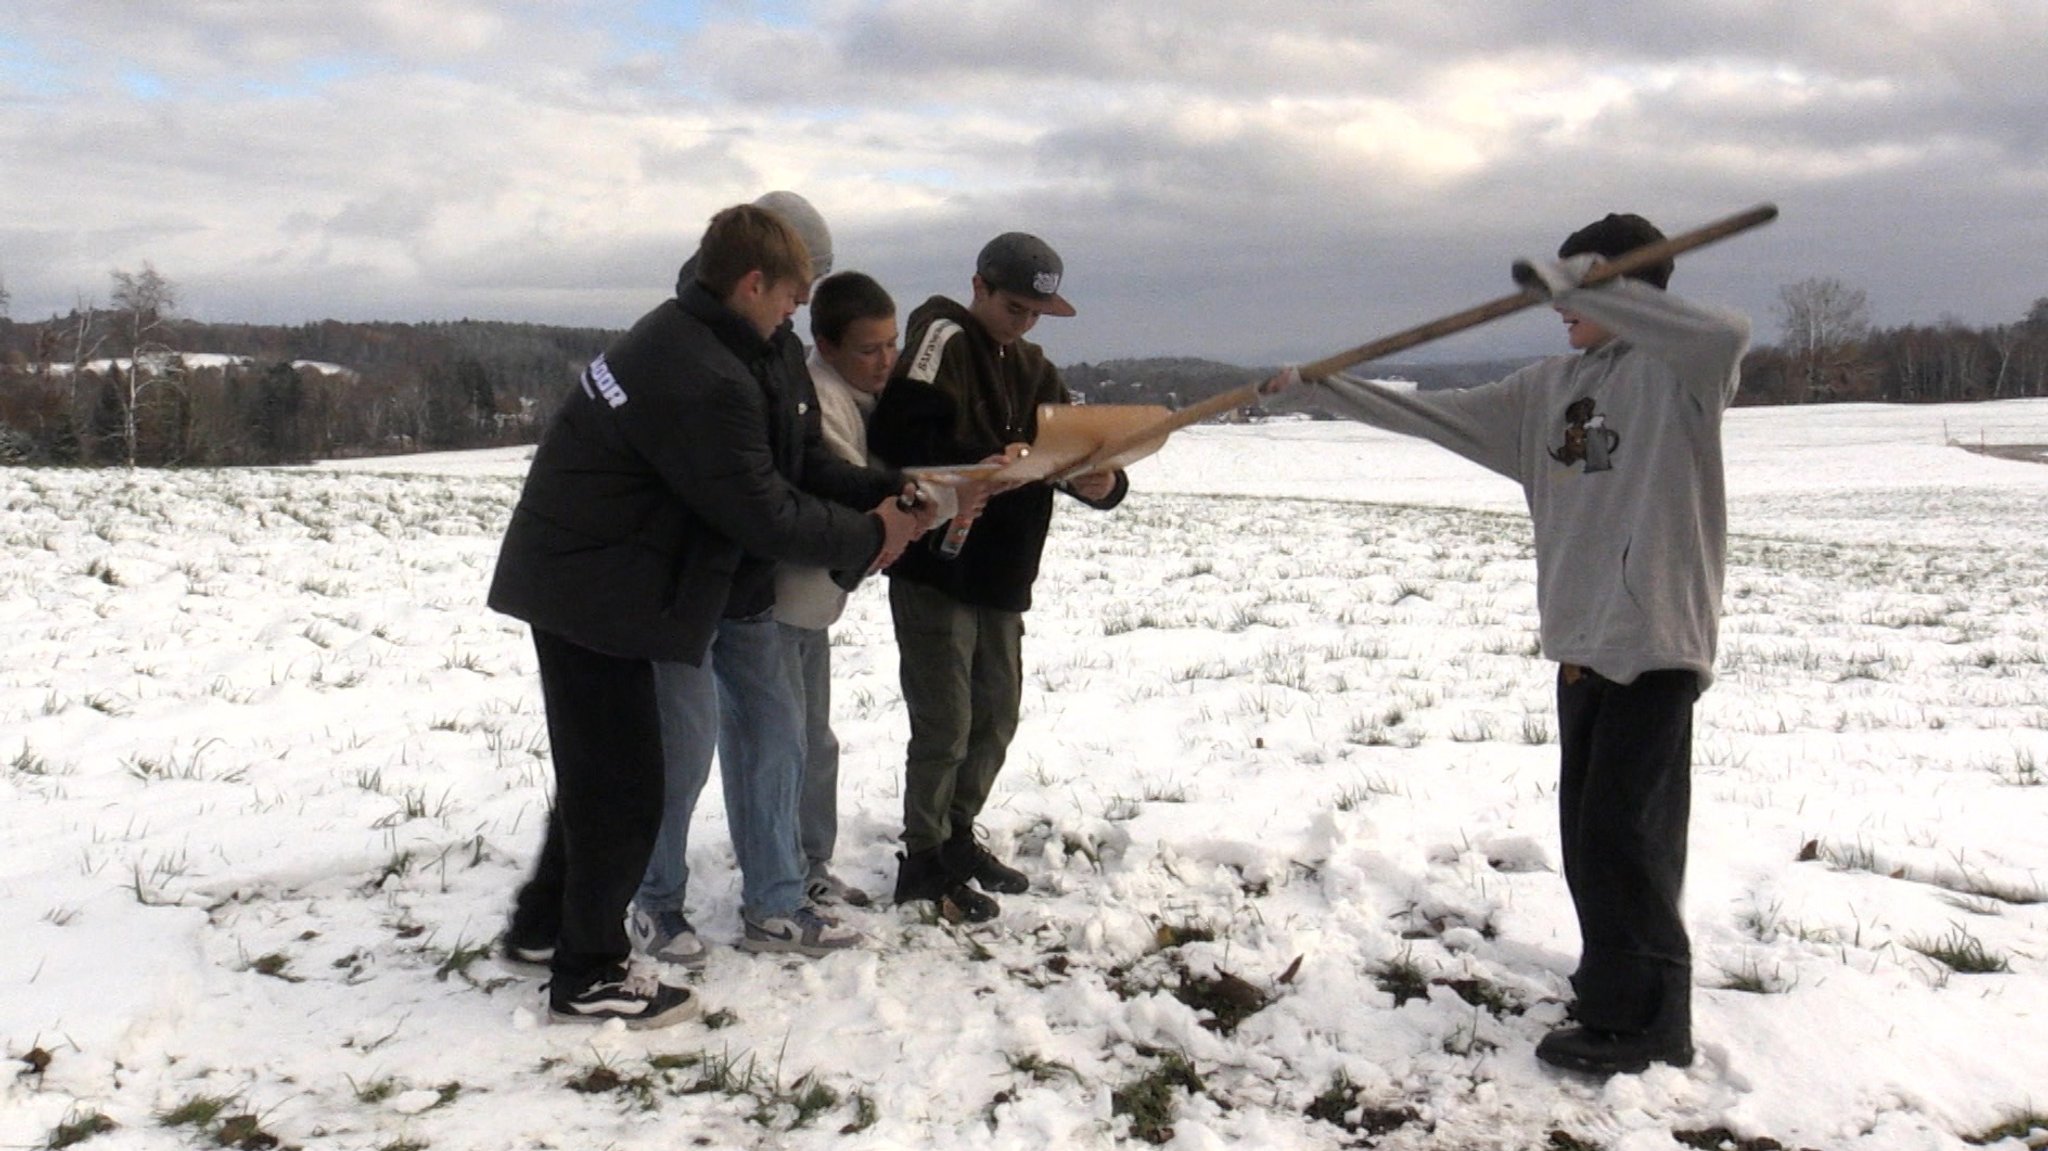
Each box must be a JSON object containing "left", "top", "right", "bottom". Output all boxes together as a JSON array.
[
  {"left": 1139, "top": 778, "right": 1190, "bottom": 804},
  {"left": 1715, "top": 957, "right": 1793, "bottom": 995},
  {"left": 1004, "top": 1051, "right": 1079, "bottom": 1084},
  {"left": 1906, "top": 924, "right": 2012, "bottom": 974},
  {"left": 1372, "top": 948, "right": 1432, "bottom": 1007},
  {"left": 1438, "top": 975, "right": 1522, "bottom": 1015},
  {"left": 1816, "top": 838, "right": 1882, "bottom": 874},
  {"left": 1937, "top": 869, "right": 2047, "bottom": 907},
  {"left": 46, "top": 1110, "right": 118, "bottom": 1149},
  {"left": 1674, "top": 1127, "right": 1794, "bottom": 1151},
  {"left": 1111, "top": 1050, "right": 1204, "bottom": 1145},
  {"left": 1172, "top": 964, "right": 1272, "bottom": 1034},
  {"left": 1961, "top": 1109, "right": 2048, "bottom": 1147},
  {"left": 1992, "top": 746, "right": 2042, "bottom": 788},
  {"left": 839, "top": 1089, "right": 879, "bottom": 1135},
  {"left": 567, "top": 1061, "right": 656, "bottom": 1110},
  {"left": 680, "top": 1047, "right": 765, "bottom": 1098},
  {"left": 1344, "top": 716, "right": 1395, "bottom": 747},
  {"left": 763, "top": 1075, "right": 840, "bottom": 1131},
  {"left": 82, "top": 693, "right": 128, "bottom": 717},
  {"left": 158, "top": 1094, "right": 234, "bottom": 1128},
  {"left": 248, "top": 952, "right": 301, "bottom": 982},
  {"left": 1306, "top": 1071, "right": 1419, "bottom": 1138},
  {"left": 213, "top": 1111, "right": 282, "bottom": 1150},
  {"left": 433, "top": 938, "right": 494, "bottom": 983},
  {"left": 1151, "top": 919, "right": 1217, "bottom": 950},
  {"left": 1448, "top": 715, "right": 1500, "bottom": 743}
]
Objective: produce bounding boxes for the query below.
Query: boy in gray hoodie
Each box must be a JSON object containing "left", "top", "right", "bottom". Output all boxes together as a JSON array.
[{"left": 1268, "top": 213, "right": 1750, "bottom": 1076}]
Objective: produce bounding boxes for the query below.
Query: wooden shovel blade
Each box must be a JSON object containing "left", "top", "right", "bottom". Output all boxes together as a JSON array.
[{"left": 989, "top": 403, "right": 1175, "bottom": 483}]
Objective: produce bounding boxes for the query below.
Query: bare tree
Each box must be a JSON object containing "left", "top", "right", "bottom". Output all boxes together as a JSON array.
[
  {"left": 109, "top": 263, "right": 181, "bottom": 466},
  {"left": 1776, "top": 276, "right": 1872, "bottom": 401},
  {"left": 0, "top": 267, "right": 11, "bottom": 318}
]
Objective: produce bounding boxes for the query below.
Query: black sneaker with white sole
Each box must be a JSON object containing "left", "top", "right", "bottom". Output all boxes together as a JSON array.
[
  {"left": 547, "top": 962, "right": 700, "bottom": 1029},
  {"left": 498, "top": 931, "right": 555, "bottom": 975}
]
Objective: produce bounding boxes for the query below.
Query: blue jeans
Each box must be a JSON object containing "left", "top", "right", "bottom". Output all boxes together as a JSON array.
[
  {"left": 779, "top": 622, "right": 842, "bottom": 869},
  {"left": 637, "top": 613, "right": 807, "bottom": 921}
]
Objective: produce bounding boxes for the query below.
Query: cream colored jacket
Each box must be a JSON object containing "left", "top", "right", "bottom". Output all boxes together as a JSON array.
[{"left": 773, "top": 349, "right": 877, "bottom": 629}]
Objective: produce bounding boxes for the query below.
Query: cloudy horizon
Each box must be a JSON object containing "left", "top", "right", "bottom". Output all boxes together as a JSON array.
[{"left": 2, "top": 1, "right": 2043, "bottom": 366}]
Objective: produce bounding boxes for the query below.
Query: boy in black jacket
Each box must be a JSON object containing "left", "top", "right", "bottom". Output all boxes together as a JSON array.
[{"left": 487, "top": 204, "right": 926, "bottom": 1027}]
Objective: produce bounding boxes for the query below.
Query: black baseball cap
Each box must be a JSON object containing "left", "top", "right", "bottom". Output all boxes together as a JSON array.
[{"left": 976, "top": 232, "right": 1075, "bottom": 317}]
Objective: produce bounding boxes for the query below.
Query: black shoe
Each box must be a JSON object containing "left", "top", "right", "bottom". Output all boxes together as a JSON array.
[
  {"left": 942, "top": 829, "right": 1030, "bottom": 895},
  {"left": 895, "top": 849, "right": 1001, "bottom": 923},
  {"left": 937, "top": 884, "right": 1000, "bottom": 923},
  {"left": 498, "top": 926, "right": 555, "bottom": 974},
  {"left": 547, "top": 962, "right": 700, "bottom": 1030},
  {"left": 1534, "top": 1025, "right": 1694, "bottom": 1076},
  {"left": 894, "top": 847, "right": 947, "bottom": 903}
]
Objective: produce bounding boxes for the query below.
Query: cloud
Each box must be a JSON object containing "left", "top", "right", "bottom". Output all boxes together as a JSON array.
[{"left": 1, "top": 0, "right": 2042, "bottom": 361}]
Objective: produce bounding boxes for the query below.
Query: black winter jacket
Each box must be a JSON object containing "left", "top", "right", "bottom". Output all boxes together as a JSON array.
[
  {"left": 867, "top": 295, "right": 1126, "bottom": 613},
  {"left": 487, "top": 282, "right": 897, "bottom": 663}
]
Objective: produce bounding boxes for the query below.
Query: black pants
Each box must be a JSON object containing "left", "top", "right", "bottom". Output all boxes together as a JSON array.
[
  {"left": 1555, "top": 665, "right": 1698, "bottom": 1038},
  {"left": 508, "top": 630, "right": 665, "bottom": 988}
]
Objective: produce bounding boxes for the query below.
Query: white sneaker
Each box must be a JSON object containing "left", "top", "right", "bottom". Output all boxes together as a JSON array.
[
  {"left": 628, "top": 904, "right": 708, "bottom": 968},
  {"left": 740, "top": 905, "right": 862, "bottom": 957}
]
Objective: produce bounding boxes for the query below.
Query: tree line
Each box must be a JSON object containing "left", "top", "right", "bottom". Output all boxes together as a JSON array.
[
  {"left": 1738, "top": 278, "right": 2048, "bottom": 405},
  {"left": 2, "top": 265, "right": 2045, "bottom": 467},
  {"left": 0, "top": 265, "right": 614, "bottom": 466}
]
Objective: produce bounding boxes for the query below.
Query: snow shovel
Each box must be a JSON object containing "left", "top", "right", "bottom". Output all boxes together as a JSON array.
[
  {"left": 1021, "top": 202, "right": 1780, "bottom": 484},
  {"left": 900, "top": 403, "right": 1177, "bottom": 489}
]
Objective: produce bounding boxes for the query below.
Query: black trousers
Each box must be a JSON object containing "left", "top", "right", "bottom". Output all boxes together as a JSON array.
[
  {"left": 509, "top": 630, "right": 665, "bottom": 988},
  {"left": 1555, "top": 664, "right": 1698, "bottom": 1037}
]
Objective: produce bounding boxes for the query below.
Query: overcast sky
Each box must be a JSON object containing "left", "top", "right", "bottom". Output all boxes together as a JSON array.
[{"left": 2, "top": 1, "right": 2043, "bottom": 365}]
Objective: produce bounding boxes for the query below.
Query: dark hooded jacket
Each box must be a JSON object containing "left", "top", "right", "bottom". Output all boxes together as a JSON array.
[
  {"left": 487, "top": 280, "right": 898, "bottom": 664},
  {"left": 867, "top": 295, "right": 1126, "bottom": 613}
]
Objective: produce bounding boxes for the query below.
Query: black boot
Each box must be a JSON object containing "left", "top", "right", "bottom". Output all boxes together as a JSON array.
[
  {"left": 1534, "top": 1025, "right": 1694, "bottom": 1076},
  {"left": 894, "top": 848, "right": 999, "bottom": 923},
  {"left": 943, "top": 826, "right": 1030, "bottom": 895},
  {"left": 894, "top": 847, "right": 947, "bottom": 903}
]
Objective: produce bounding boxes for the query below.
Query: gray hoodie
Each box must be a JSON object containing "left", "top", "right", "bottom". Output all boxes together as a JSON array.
[{"left": 1307, "top": 279, "right": 1750, "bottom": 687}]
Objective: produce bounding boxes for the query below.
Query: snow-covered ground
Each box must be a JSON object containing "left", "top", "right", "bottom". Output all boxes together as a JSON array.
[{"left": 4, "top": 398, "right": 2047, "bottom": 1150}]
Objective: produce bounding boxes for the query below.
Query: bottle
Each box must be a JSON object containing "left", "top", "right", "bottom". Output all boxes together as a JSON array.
[{"left": 936, "top": 517, "right": 972, "bottom": 559}]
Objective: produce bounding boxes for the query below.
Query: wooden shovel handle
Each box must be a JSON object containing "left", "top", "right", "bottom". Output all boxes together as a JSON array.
[
  {"left": 1297, "top": 202, "right": 1779, "bottom": 380},
  {"left": 1052, "top": 203, "right": 1779, "bottom": 482}
]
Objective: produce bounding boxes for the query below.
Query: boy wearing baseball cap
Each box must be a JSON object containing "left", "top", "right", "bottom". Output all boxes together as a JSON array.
[{"left": 867, "top": 231, "right": 1125, "bottom": 922}]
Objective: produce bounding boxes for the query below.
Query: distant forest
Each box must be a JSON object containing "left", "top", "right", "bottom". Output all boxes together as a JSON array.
[
  {"left": 2, "top": 271, "right": 2045, "bottom": 467},
  {"left": 0, "top": 311, "right": 614, "bottom": 467}
]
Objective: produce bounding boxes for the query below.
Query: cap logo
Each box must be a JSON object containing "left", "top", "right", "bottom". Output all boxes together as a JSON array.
[{"left": 1032, "top": 270, "right": 1061, "bottom": 295}]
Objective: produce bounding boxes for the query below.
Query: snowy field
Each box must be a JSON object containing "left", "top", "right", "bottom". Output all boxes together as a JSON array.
[{"left": 4, "top": 398, "right": 2048, "bottom": 1150}]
